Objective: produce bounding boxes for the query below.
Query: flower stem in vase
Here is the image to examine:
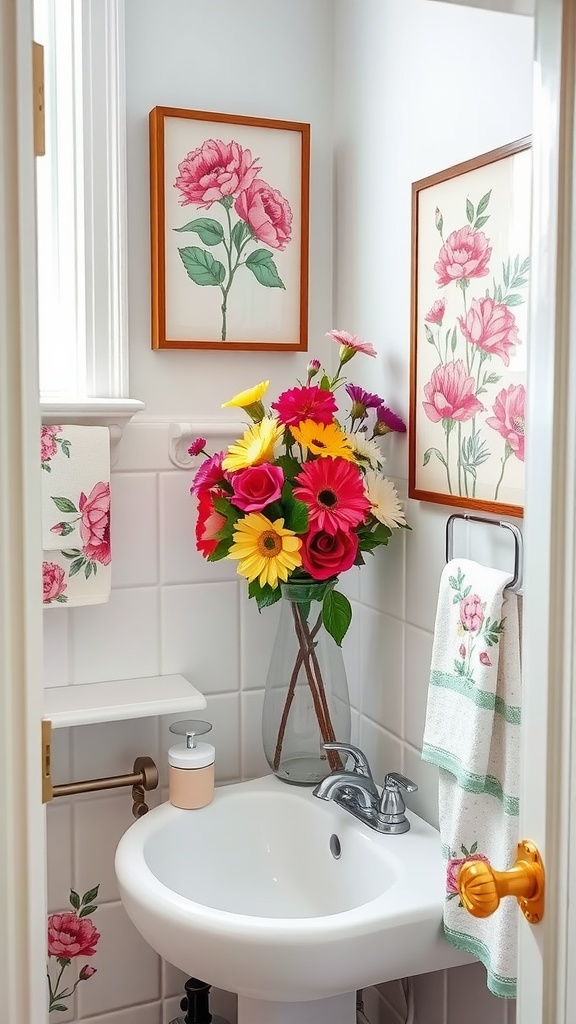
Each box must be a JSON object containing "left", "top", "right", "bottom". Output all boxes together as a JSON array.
[
  {"left": 273, "top": 612, "right": 323, "bottom": 770},
  {"left": 289, "top": 603, "right": 343, "bottom": 773}
]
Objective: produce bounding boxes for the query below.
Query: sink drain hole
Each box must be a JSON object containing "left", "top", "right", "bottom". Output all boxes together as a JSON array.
[{"left": 329, "top": 834, "right": 342, "bottom": 859}]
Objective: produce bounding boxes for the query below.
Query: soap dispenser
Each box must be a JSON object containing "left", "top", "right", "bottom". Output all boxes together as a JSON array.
[
  {"left": 168, "top": 720, "right": 215, "bottom": 809},
  {"left": 169, "top": 977, "right": 231, "bottom": 1024}
]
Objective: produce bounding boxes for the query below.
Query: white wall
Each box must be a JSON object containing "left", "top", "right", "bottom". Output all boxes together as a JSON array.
[
  {"left": 333, "top": 1, "right": 533, "bottom": 1021},
  {"left": 125, "top": 0, "right": 335, "bottom": 415}
]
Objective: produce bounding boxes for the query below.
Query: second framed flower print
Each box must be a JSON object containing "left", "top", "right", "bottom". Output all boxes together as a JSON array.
[
  {"left": 150, "top": 106, "right": 310, "bottom": 351},
  {"left": 409, "top": 137, "right": 531, "bottom": 517}
]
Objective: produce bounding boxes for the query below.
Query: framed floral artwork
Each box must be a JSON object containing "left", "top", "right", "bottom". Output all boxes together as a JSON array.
[
  {"left": 409, "top": 137, "right": 531, "bottom": 517},
  {"left": 149, "top": 106, "right": 310, "bottom": 351}
]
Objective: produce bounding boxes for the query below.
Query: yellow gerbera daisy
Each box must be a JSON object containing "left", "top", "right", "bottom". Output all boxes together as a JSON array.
[
  {"left": 290, "top": 419, "right": 355, "bottom": 461},
  {"left": 222, "top": 416, "right": 283, "bottom": 472},
  {"left": 222, "top": 381, "right": 269, "bottom": 422},
  {"left": 228, "top": 513, "right": 302, "bottom": 588}
]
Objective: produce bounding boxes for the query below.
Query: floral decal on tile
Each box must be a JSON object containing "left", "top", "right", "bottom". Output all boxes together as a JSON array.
[
  {"left": 47, "top": 885, "right": 100, "bottom": 1013},
  {"left": 449, "top": 567, "right": 505, "bottom": 683},
  {"left": 446, "top": 842, "right": 489, "bottom": 905},
  {"left": 41, "top": 426, "right": 71, "bottom": 472}
]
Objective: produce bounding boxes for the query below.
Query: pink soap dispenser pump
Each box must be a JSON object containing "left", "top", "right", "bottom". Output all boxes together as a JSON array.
[{"left": 168, "top": 720, "right": 215, "bottom": 809}]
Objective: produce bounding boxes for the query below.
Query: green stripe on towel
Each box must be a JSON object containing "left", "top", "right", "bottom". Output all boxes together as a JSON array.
[
  {"left": 443, "top": 925, "right": 517, "bottom": 999},
  {"left": 421, "top": 743, "right": 519, "bottom": 816},
  {"left": 430, "top": 670, "right": 521, "bottom": 724}
]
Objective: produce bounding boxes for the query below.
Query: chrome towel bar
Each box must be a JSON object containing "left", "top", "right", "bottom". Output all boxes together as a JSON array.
[{"left": 445, "top": 513, "right": 523, "bottom": 593}]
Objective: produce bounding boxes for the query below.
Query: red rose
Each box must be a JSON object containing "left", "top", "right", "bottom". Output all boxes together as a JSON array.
[
  {"left": 47, "top": 913, "right": 100, "bottom": 958},
  {"left": 301, "top": 527, "right": 358, "bottom": 580}
]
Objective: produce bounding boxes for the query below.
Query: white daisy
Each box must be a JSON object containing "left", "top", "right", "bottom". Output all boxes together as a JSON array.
[
  {"left": 363, "top": 472, "right": 406, "bottom": 529},
  {"left": 345, "top": 431, "right": 385, "bottom": 470}
]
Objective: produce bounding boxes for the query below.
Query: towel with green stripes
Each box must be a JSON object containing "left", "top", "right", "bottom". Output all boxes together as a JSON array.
[{"left": 422, "top": 558, "right": 521, "bottom": 1000}]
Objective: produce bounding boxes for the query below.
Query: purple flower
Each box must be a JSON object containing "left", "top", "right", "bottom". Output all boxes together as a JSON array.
[
  {"left": 345, "top": 384, "right": 383, "bottom": 421},
  {"left": 307, "top": 359, "right": 321, "bottom": 381},
  {"left": 374, "top": 405, "right": 407, "bottom": 435},
  {"left": 188, "top": 437, "right": 207, "bottom": 457}
]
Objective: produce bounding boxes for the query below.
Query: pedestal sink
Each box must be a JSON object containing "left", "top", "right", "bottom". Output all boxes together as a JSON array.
[{"left": 115, "top": 775, "right": 471, "bottom": 1024}]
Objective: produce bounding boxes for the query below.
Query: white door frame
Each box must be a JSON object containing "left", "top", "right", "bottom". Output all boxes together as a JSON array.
[{"left": 0, "top": 1, "right": 47, "bottom": 1021}]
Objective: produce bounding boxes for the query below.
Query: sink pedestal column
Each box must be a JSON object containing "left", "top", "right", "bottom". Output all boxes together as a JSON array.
[{"left": 237, "top": 992, "right": 356, "bottom": 1024}]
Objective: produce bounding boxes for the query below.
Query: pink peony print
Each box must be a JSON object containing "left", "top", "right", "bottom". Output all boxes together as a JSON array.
[
  {"left": 174, "top": 140, "right": 261, "bottom": 209},
  {"left": 434, "top": 226, "right": 492, "bottom": 287},
  {"left": 479, "top": 651, "right": 492, "bottom": 666},
  {"left": 422, "top": 360, "right": 484, "bottom": 423},
  {"left": 235, "top": 179, "right": 293, "bottom": 251},
  {"left": 446, "top": 854, "right": 490, "bottom": 894},
  {"left": 486, "top": 384, "right": 526, "bottom": 462},
  {"left": 42, "top": 562, "right": 67, "bottom": 603},
  {"left": 47, "top": 913, "right": 100, "bottom": 959},
  {"left": 458, "top": 297, "right": 520, "bottom": 367},
  {"left": 79, "top": 482, "right": 111, "bottom": 565},
  {"left": 460, "top": 593, "right": 484, "bottom": 633},
  {"left": 425, "top": 299, "right": 446, "bottom": 325},
  {"left": 41, "top": 425, "right": 61, "bottom": 464}
]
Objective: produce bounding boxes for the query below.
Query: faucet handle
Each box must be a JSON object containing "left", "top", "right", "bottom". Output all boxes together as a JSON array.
[
  {"left": 380, "top": 772, "right": 418, "bottom": 818},
  {"left": 384, "top": 772, "right": 418, "bottom": 793},
  {"left": 323, "top": 742, "right": 374, "bottom": 780}
]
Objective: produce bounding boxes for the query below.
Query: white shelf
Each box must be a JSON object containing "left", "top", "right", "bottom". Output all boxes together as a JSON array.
[{"left": 44, "top": 675, "right": 207, "bottom": 729}]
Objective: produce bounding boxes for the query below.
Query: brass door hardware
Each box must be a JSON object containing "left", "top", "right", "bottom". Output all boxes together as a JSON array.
[
  {"left": 42, "top": 719, "right": 53, "bottom": 803},
  {"left": 32, "top": 42, "right": 45, "bottom": 156},
  {"left": 458, "top": 840, "right": 545, "bottom": 924}
]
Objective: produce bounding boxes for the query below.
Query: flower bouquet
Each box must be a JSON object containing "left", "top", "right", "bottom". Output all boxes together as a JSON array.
[{"left": 190, "top": 330, "right": 407, "bottom": 783}]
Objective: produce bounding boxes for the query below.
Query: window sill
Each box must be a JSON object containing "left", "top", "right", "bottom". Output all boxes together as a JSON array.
[{"left": 41, "top": 398, "right": 145, "bottom": 462}]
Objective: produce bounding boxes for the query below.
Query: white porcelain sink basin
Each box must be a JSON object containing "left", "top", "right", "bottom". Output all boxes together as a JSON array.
[{"left": 115, "top": 775, "right": 471, "bottom": 1023}]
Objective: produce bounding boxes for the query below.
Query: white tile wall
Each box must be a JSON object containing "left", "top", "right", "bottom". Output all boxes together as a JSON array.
[{"left": 44, "top": 420, "right": 518, "bottom": 1023}]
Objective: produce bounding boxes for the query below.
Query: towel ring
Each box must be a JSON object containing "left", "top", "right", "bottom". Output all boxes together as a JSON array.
[{"left": 445, "top": 513, "right": 523, "bottom": 593}]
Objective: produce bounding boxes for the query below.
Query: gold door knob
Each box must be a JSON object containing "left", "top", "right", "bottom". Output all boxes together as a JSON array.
[{"left": 458, "top": 840, "right": 545, "bottom": 924}]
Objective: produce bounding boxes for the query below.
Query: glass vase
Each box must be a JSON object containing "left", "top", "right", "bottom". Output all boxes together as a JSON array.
[{"left": 262, "top": 579, "right": 351, "bottom": 785}]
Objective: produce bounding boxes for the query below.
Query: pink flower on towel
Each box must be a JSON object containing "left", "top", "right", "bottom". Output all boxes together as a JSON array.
[
  {"left": 446, "top": 854, "right": 490, "bottom": 894},
  {"left": 79, "top": 482, "right": 111, "bottom": 565},
  {"left": 42, "top": 562, "right": 67, "bottom": 603},
  {"left": 41, "top": 425, "right": 61, "bottom": 464},
  {"left": 460, "top": 593, "right": 484, "bottom": 633},
  {"left": 479, "top": 651, "right": 492, "bottom": 666}
]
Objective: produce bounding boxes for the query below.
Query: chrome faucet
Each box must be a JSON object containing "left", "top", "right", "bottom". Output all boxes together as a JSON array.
[{"left": 313, "top": 742, "right": 418, "bottom": 835}]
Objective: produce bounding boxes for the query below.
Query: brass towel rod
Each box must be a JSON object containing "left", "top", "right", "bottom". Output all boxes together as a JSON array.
[{"left": 52, "top": 755, "right": 159, "bottom": 818}]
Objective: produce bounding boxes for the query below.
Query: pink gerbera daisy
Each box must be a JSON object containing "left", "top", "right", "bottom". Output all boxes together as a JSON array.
[
  {"left": 327, "top": 329, "right": 377, "bottom": 359},
  {"left": 271, "top": 385, "right": 337, "bottom": 427},
  {"left": 190, "top": 451, "right": 226, "bottom": 495},
  {"left": 293, "top": 457, "right": 370, "bottom": 533}
]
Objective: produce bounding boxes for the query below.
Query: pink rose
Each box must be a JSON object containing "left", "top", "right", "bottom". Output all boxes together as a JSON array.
[
  {"left": 479, "top": 651, "right": 492, "bottom": 666},
  {"left": 425, "top": 299, "right": 446, "bottom": 325},
  {"left": 47, "top": 913, "right": 100, "bottom": 958},
  {"left": 301, "top": 527, "right": 358, "bottom": 581},
  {"left": 41, "top": 425, "right": 60, "bottom": 463},
  {"left": 79, "top": 965, "right": 97, "bottom": 980},
  {"left": 230, "top": 464, "right": 284, "bottom": 512},
  {"left": 460, "top": 594, "right": 484, "bottom": 633},
  {"left": 79, "top": 482, "right": 111, "bottom": 565},
  {"left": 42, "top": 562, "right": 67, "bottom": 604},
  {"left": 422, "top": 360, "right": 484, "bottom": 424},
  {"left": 446, "top": 854, "right": 490, "bottom": 894},
  {"left": 458, "top": 297, "right": 520, "bottom": 367},
  {"left": 459, "top": 643, "right": 466, "bottom": 658},
  {"left": 174, "top": 140, "right": 261, "bottom": 209},
  {"left": 235, "top": 179, "right": 292, "bottom": 251},
  {"left": 486, "top": 384, "right": 526, "bottom": 462},
  {"left": 434, "top": 226, "right": 491, "bottom": 287}
]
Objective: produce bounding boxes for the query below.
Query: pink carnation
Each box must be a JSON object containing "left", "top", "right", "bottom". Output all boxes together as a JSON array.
[
  {"left": 425, "top": 300, "right": 446, "bottom": 325},
  {"left": 485, "top": 384, "right": 526, "bottom": 462},
  {"left": 422, "top": 360, "right": 484, "bottom": 424},
  {"left": 327, "top": 330, "right": 377, "bottom": 358},
  {"left": 458, "top": 297, "right": 520, "bottom": 367},
  {"left": 235, "top": 179, "right": 292, "bottom": 250},
  {"left": 434, "top": 226, "right": 491, "bottom": 287},
  {"left": 174, "top": 140, "right": 260, "bottom": 208}
]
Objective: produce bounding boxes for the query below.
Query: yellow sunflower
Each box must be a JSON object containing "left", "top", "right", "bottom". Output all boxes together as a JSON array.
[
  {"left": 228, "top": 513, "right": 302, "bottom": 588},
  {"left": 222, "top": 416, "right": 283, "bottom": 472},
  {"left": 222, "top": 381, "right": 269, "bottom": 422},
  {"left": 289, "top": 419, "right": 355, "bottom": 461}
]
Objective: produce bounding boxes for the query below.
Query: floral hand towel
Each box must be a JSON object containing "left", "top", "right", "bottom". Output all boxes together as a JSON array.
[
  {"left": 422, "top": 558, "right": 521, "bottom": 999},
  {"left": 41, "top": 425, "right": 111, "bottom": 607}
]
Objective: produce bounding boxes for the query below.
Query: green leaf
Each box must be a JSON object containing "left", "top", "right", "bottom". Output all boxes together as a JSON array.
[
  {"left": 503, "top": 260, "right": 510, "bottom": 289},
  {"left": 248, "top": 579, "right": 283, "bottom": 610},
  {"left": 231, "top": 219, "right": 251, "bottom": 253},
  {"left": 178, "top": 246, "right": 226, "bottom": 286},
  {"left": 423, "top": 447, "right": 447, "bottom": 469},
  {"left": 245, "top": 249, "right": 285, "bottom": 289},
  {"left": 424, "top": 324, "right": 435, "bottom": 345},
  {"left": 41, "top": 463, "right": 51, "bottom": 471},
  {"left": 466, "top": 198, "right": 474, "bottom": 224},
  {"left": 476, "top": 190, "right": 492, "bottom": 216},
  {"left": 206, "top": 537, "right": 232, "bottom": 562},
  {"left": 61, "top": 549, "right": 81, "bottom": 559},
  {"left": 283, "top": 495, "right": 309, "bottom": 534},
  {"left": 275, "top": 454, "right": 301, "bottom": 481},
  {"left": 50, "top": 1004, "right": 69, "bottom": 1011},
  {"left": 69, "top": 890, "right": 80, "bottom": 910},
  {"left": 451, "top": 326, "right": 457, "bottom": 353},
  {"left": 69, "top": 557, "right": 85, "bottom": 577},
  {"left": 84, "top": 562, "right": 93, "bottom": 579},
  {"left": 319, "top": 375, "right": 331, "bottom": 391},
  {"left": 484, "top": 373, "right": 502, "bottom": 385},
  {"left": 51, "top": 496, "right": 78, "bottom": 514},
  {"left": 473, "top": 215, "right": 489, "bottom": 229},
  {"left": 82, "top": 885, "right": 100, "bottom": 905},
  {"left": 79, "top": 905, "right": 98, "bottom": 918},
  {"left": 174, "top": 218, "right": 224, "bottom": 246},
  {"left": 461, "top": 844, "right": 470, "bottom": 857},
  {"left": 322, "top": 589, "right": 352, "bottom": 647},
  {"left": 60, "top": 441, "right": 71, "bottom": 458},
  {"left": 502, "top": 294, "right": 524, "bottom": 307},
  {"left": 470, "top": 841, "right": 478, "bottom": 854}
]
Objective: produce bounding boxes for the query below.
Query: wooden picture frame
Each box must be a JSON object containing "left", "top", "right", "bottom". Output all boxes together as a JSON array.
[
  {"left": 409, "top": 137, "right": 531, "bottom": 518},
  {"left": 149, "top": 106, "right": 310, "bottom": 351}
]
